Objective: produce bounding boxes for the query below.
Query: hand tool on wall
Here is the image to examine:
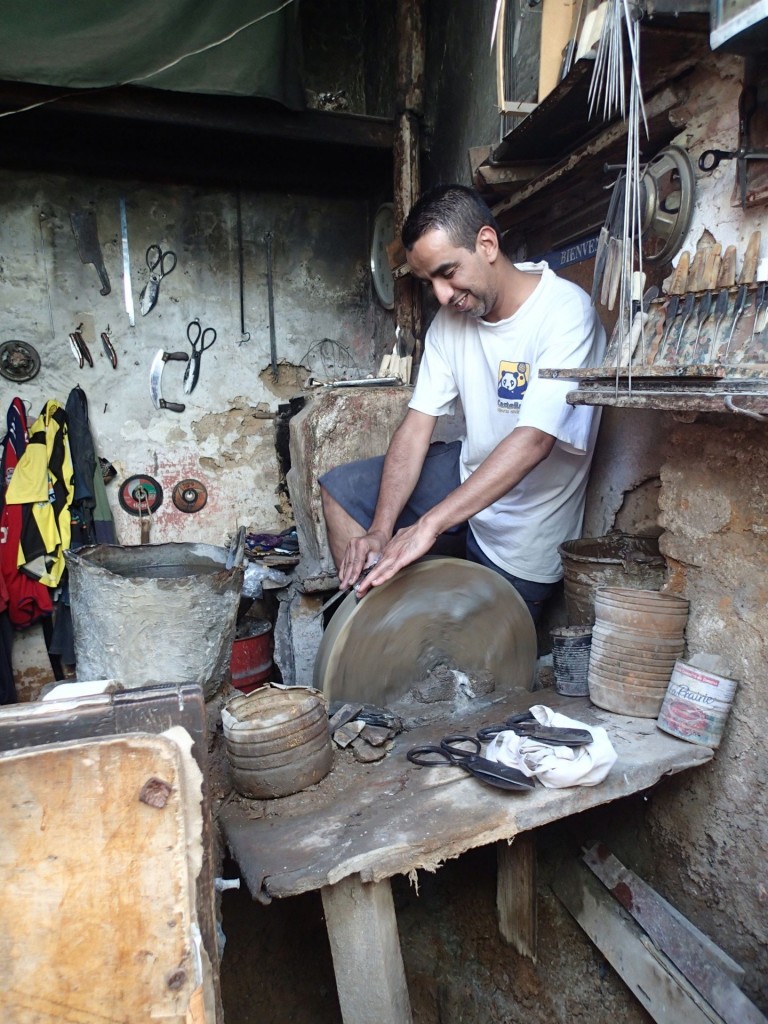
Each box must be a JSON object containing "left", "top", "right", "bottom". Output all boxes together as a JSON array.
[
  {"left": 697, "top": 85, "right": 768, "bottom": 210},
  {"left": 724, "top": 230, "right": 761, "bottom": 359},
  {"left": 119, "top": 198, "right": 135, "bottom": 327},
  {"left": 149, "top": 350, "right": 189, "bottom": 413},
  {"left": 140, "top": 244, "right": 177, "bottom": 316},
  {"left": 753, "top": 280, "right": 768, "bottom": 339},
  {"left": 69, "top": 327, "right": 93, "bottom": 368},
  {"left": 709, "top": 244, "right": 737, "bottom": 361},
  {"left": 183, "top": 318, "right": 217, "bottom": 395},
  {"left": 692, "top": 242, "right": 722, "bottom": 355},
  {"left": 100, "top": 330, "right": 118, "bottom": 369},
  {"left": 674, "top": 292, "right": 696, "bottom": 358},
  {"left": 264, "top": 231, "right": 278, "bottom": 379},
  {"left": 658, "top": 250, "right": 690, "bottom": 356},
  {"left": 236, "top": 191, "right": 250, "bottom": 345},
  {"left": 591, "top": 174, "right": 625, "bottom": 305},
  {"left": 70, "top": 208, "right": 111, "bottom": 296}
]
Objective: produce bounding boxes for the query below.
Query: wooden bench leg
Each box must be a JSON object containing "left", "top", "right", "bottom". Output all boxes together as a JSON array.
[
  {"left": 321, "top": 875, "right": 413, "bottom": 1024},
  {"left": 496, "top": 834, "right": 537, "bottom": 961}
]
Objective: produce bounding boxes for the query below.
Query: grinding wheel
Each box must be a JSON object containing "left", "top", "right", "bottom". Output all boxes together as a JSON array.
[{"left": 313, "top": 557, "right": 537, "bottom": 706}]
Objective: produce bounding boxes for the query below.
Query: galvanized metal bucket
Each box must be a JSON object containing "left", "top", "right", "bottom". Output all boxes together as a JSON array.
[{"left": 66, "top": 542, "right": 243, "bottom": 699}]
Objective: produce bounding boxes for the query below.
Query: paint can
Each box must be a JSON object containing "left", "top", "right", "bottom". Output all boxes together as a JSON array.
[
  {"left": 230, "top": 621, "right": 274, "bottom": 694},
  {"left": 550, "top": 625, "right": 592, "bottom": 696},
  {"left": 657, "top": 659, "right": 738, "bottom": 747}
]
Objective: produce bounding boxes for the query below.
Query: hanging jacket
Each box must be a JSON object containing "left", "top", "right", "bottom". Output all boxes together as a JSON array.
[
  {"left": 5, "top": 400, "right": 74, "bottom": 590},
  {"left": 0, "top": 398, "right": 54, "bottom": 627}
]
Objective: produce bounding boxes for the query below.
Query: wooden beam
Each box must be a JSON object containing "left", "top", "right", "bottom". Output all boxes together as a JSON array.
[
  {"left": 321, "top": 877, "right": 413, "bottom": 1024},
  {"left": 393, "top": 0, "right": 424, "bottom": 358},
  {"left": 496, "top": 835, "right": 537, "bottom": 960},
  {"left": 0, "top": 80, "right": 394, "bottom": 150},
  {"left": 553, "top": 859, "right": 740, "bottom": 1024}
]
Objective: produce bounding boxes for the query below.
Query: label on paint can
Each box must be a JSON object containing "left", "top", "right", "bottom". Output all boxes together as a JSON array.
[{"left": 657, "top": 659, "right": 738, "bottom": 748}]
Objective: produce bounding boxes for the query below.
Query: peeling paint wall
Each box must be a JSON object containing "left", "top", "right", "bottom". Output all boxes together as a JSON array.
[{"left": 0, "top": 168, "right": 394, "bottom": 691}]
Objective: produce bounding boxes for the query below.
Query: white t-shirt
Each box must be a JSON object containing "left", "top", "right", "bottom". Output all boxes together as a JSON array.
[{"left": 408, "top": 262, "right": 606, "bottom": 583}]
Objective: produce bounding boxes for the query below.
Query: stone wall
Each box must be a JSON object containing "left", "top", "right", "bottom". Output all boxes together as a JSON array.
[{"left": 649, "top": 415, "right": 768, "bottom": 1001}]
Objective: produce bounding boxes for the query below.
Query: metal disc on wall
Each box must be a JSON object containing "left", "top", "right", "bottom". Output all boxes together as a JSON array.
[
  {"left": 0, "top": 340, "right": 41, "bottom": 382},
  {"left": 118, "top": 475, "right": 163, "bottom": 516},
  {"left": 641, "top": 145, "right": 696, "bottom": 265},
  {"left": 172, "top": 479, "right": 208, "bottom": 514}
]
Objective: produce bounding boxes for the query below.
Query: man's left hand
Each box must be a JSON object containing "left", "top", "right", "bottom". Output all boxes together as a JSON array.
[{"left": 353, "top": 517, "right": 438, "bottom": 596}]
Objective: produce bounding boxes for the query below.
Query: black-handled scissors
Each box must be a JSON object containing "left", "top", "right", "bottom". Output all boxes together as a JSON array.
[
  {"left": 406, "top": 734, "right": 534, "bottom": 791},
  {"left": 184, "top": 318, "right": 217, "bottom": 395},
  {"left": 477, "top": 711, "right": 592, "bottom": 747},
  {"left": 140, "top": 244, "right": 177, "bottom": 316},
  {"left": 146, "top": 244, "right": 177, "bottom": 279}
]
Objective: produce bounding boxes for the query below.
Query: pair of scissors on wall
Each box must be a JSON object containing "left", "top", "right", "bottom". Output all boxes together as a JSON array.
[
  {"left": 184, "top": 318, "right": 217, "bottom": 394},
  {"left": 406, "top": 734, "right": 534, "bottom": 791},
  {"left": 140, "top": 244, "right": 177, "bottom": 316}
]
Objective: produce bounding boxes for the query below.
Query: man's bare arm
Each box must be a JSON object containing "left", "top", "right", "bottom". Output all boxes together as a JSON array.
[
  {"left": 356, "top": 425, "right": 555, "bottom": 593},
  {"left": 337, "top": 408, "right": 436, "bottom": 588}
]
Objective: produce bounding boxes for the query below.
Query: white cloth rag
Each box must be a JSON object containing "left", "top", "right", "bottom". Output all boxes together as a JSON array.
[{"left": 485, "top": 704, "right": 617, "bottom": 789}]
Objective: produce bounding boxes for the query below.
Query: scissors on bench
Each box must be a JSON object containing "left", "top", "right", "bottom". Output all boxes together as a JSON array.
[
  {"left": 477, "top": 710, "right": 593, "bottom": 747},
  {"left": 406, "top": 734, "right": 534, "bottom": 791}
]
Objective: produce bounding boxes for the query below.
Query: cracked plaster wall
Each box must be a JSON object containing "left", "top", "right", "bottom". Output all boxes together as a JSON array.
[{"left": 0, "top": 168, "right": 393, "bottom": 695}]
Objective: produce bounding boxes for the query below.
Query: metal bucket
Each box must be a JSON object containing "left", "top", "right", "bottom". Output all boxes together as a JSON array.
[
  {"left": 558, "top": 534, "right": 666, "bottom": 626},
  {"left": 231, "top": 621, "right": 274, "bottom": 694},
  {"left": 66, "top": 543, "right": 244, "bottom": 699}
]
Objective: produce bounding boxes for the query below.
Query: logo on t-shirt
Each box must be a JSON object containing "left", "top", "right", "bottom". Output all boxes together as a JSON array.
[{"left": 497, "top": 361, "right": 529, "bottom": 411}]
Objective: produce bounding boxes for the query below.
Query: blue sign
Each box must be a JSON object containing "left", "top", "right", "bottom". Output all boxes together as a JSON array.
[{"left": 535, "top": 232, "right": 601, "bottom": 271}]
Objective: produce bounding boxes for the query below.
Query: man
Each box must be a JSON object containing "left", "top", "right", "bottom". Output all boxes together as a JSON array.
[{"left": 320, "top": 185, "right": 605, "bottom": 622}]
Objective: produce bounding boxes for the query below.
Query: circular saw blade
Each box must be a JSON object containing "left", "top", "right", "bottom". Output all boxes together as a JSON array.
[
  {"left": 172, "top": 478, "right": 208, "bottom": 513},
  {"left": 314, "top": 557, "right": 537, "bottom": 706},
  {"left": 118, "top": 474, "right": 163, "bottom": 516}
]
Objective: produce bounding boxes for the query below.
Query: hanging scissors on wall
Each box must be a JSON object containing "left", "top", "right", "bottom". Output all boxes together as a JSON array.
[
  {"left": 184, "top": 318, "right": 217, "bottom": 394},
  {"left": 139, "top": 244, "right": 177, "bottom": 316}
]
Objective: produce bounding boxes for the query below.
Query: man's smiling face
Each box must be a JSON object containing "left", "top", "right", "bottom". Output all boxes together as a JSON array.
[{"left": 405, "top": 225, "right": 502, "bottom": 322}]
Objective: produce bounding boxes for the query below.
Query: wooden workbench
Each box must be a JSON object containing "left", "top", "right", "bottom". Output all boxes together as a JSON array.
[{"left": 220, "top": 689, "right": 714, "bottom": 1024}]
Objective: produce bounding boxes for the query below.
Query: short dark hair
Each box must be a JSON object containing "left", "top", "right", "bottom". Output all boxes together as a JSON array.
[{"left": 402, "top": 184, "right": 501, "bottom": 252}]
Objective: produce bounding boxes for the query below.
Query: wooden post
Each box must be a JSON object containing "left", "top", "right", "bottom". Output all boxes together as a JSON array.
[
  {"left": 496, "top": 834, "right": 538, "bottom": 960},
  {"left": 321, "top": 876, "right": 413, "bottom": 1024},
  {"left": 393, "top": 0, "right": 424, "bottom": 357}
]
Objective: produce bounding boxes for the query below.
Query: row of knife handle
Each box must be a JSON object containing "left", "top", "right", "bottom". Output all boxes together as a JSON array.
[
  {"left": 606, "top": 279, "right": 768, "bottom": 368},
  {"left": 662, "top": 230, "right": 762, "bottom": 303}
]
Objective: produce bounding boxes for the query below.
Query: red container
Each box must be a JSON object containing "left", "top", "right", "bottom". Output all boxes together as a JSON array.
[{"left": 230, "top": 627, "right": 273, "bottom": 693}]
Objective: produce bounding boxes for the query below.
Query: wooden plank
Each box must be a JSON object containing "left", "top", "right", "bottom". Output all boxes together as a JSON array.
[
  {"left": 496, "top": 835, "right": 537, "bottom": 960},
  {"left": 553, "top": 860, "right": 726, "bottom": 1024},
  {"left": 221, "top": 692, "right": 714, "bottom": 903},
  {"left": 583, "top": 844, "right": 767, "bottom": 1024},
  {"left": 567, "top": 391, "right": 768, "bottom": 415},
  {"left": 0, "top": 733, "right": 208, "bottom": 1024},
  {"left": 321, "top": 877, "right": 413, "bottom": 1024}
]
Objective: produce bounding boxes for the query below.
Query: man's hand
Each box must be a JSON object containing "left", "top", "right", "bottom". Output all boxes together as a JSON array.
[
  {"left": 338, "top": 530, "right": 388, "bottom": 590},
  {"left": 354, "top": 517, "right": 439, "bottom": 596}
]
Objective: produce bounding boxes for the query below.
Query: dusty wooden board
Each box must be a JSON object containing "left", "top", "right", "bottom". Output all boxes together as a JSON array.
[
  {"left": 553, "top": 860, "right": 727, "bottom": 1024},
  {"left": 221, "top": 691, "right": 714, "bottom": 903},
  {"left": 0, "top": 732, "right": 205, "bottom": 1024}
]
